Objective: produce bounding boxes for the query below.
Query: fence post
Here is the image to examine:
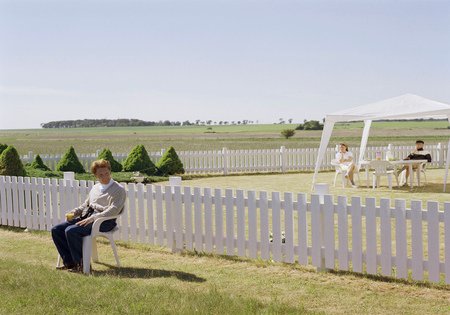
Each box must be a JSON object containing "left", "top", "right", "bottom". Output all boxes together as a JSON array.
[
  {"left": 438, "top": 143, "right": 444, "bottom": 167},
  {"left": 222, "top": 147, "right": 229, "bottom": 175},
  {"left": 280, "top": 146, "right": 287, "bottom": 173},
  {"left": 96, "top": 149, "right": 101, "bottom": 157},
  {"left": 28, "top": 151, "right": 34, "bottom": 160},
  {"left": 314, "top": 183, "right": 329, "bottom": 271}
]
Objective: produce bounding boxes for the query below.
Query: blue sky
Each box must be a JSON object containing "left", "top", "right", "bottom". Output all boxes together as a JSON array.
[{"left": 1, "top": 0, "right": 449, "bottom": 129}]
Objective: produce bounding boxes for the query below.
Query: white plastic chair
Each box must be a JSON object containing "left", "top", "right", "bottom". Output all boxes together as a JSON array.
[
  {"left": 331, "top": 160, "right": 346, "bottom": 187},
  {"left": 331, "top": 160, "right": 360, "bottom": 187},
  {"left": 369, "top": 160, "right": 399, "bottom": 190},
  {"left": 417, "top": 162, "right": 427, "bottom": 185},
  {"left": 56, "top": 215, "right": 121, "bottom": 274}
]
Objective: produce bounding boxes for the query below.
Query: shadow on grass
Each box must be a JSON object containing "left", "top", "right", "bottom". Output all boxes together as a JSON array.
[
  {"left": 93, "top": 262, "right": 206, "bottom": 283},
  {"left": 328, "top": 269, "right": 450, "bottom": 291}
]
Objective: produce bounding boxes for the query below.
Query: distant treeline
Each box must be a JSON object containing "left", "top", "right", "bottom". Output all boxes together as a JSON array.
[
  {"left": 41, "top": 119, "right": 185, "bottom": 128},
  {"left": 41, "top": 119, "right": 260, "bottom": 128}
]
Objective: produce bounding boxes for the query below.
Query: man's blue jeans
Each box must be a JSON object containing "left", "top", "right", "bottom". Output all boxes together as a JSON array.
[{"left": 51, "top": 217, "right": 116, "bottom": 266}]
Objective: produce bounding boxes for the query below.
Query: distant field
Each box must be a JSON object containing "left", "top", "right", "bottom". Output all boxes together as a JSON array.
[{"left": 0, "top": 121, "right": 449, "bottom": 155}]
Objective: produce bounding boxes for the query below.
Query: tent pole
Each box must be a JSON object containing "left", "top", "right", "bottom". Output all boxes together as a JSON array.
[
  {"left": 357, "top": 120, "right": 372, "bottom": 170},
  {"left": 311, "top": 119, "right": 335, "bottom": 191},
  {"left": 444, "top": 139, "right": 450, "bottom": 192}
]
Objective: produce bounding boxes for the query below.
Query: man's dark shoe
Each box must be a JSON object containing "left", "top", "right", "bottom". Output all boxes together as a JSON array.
[
  {"left": 56, "top": 263, "right": 75, "bottom": 270},
  {"left": 68, "top": 263, "right": 83, "bottom": 273}
]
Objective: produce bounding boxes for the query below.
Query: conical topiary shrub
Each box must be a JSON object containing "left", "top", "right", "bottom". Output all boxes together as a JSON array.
[
  {"left": 122, "top": 145, "right": 156, "bottom": 175},
  {"left": 98, "top": 148, "right": 122, "bottom": 172},
  {"left": 156, "top": 147, "right": 185, "bottom": 176},
  {"left": 56, "top": 146, "right": 85, "bottom": 173},
  {"left": 0, "top": 143, "right": 7, "bottom": 156},
  {"left": 0, "top": 145, "right": 26, "bottom": 176},
  {"left": 29, "top": 154, "right": 51, "bottom": 171}
]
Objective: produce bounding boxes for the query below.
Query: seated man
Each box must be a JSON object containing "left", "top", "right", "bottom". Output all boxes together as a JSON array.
[
  {"left": 335, "top": 143, "right": 357, "bottom": 187},
  {"left": 399, "top": 140, "right": 432, "bottom": 183}
]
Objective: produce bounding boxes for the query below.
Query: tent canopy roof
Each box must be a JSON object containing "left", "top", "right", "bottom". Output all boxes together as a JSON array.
[{"left": 326, "top": 94, "right": 450, "bottom": 123}]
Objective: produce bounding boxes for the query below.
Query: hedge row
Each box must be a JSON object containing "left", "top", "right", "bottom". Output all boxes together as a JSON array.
[{"left": 0, "top": 144, "right": 184, "bottom": 177}]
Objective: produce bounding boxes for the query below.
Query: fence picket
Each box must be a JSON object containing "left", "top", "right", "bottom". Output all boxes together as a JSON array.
[
  {"left": 395, "top": 199, "right": 408, "bottom": 279},
  {"left": 337, "top": 196, "right": 348, "bottom": 270},
  {"left": 174, "top": 186, "right": 183, "bottom": 251},
  {"left": 165, "top": 186, "right": 174, "bottom": 249},
  {"left": 427, "top": 201, "right": 440, "bottom": 283},
  {"left": 184, "top": 186, "right": 193, "bottom": 250},
  {"left": 284, "top": 192, "right": 294, "bottom": 263},
  {"left": 146, "top": 184, "right": 155, "bottom": 245},
  {"left": 214, "top": 188, "right": 224, "bottom": 254},
  {"left": 225, "top": 189, "right": 234, "bottom": 255},
  {"left": 204, "top": 188, "right": 213, "bottom": 253},
  {"left": 0, "top": 177, "right": 6, "bottom": 225},
  {"left": 365, "top": 197, "right": 377, "bottom": 274},
  {"left": 445, "top": 202, "right": 450, "bottom": 284},
  {"left": 137, "top": 183, "right": 146, "bottom": 243},
  {"left": 128, "top": 183, "right": 137, "bottom": 242},
  {"left": 311, "top": 194, "right": 322, "bottom": 268},
  {"left": 11, "top": 177, "right": 19, "bottom": 227},
  {"left": 155, "top": 185, "right": 164, "bottom": 245},
  {"left": 411, "top": 200, "right": 424, "bottom": 281},
  {"left": 380, "top": 198, "right": 392, "bottom": 276},
  {"left": 17, "top": 177, "right": 25, "bottom": 227},
  {"left": 324, "top": 195, "right": 335, "bottom": 269},
  {"left": 248, "top": 191, "right": 258, "bottom": 259},
  {"left": 260, "top": 191, "right": 269, "bottom": 260},
  {"left": 297, "top": 193, "right": 308, "bottom": 265},
  {"left": 194, "top": 187, "right": 203, "bottom": 251},
  {"left": 271, "top": 191, "right": 282, "bottom": 262},
  {"left": 236, "top": 190, "right": 246, "bottom": 257},
  {"left": 351, "top": 197, "right": 363, "bottom": 273},
  {"left": 5, "top": 177, "right": 13, "bottom": 226}
]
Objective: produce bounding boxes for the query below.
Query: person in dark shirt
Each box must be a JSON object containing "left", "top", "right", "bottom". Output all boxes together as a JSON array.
[{"left": 399, "top": 140, "right": 432, "bottom": 184}]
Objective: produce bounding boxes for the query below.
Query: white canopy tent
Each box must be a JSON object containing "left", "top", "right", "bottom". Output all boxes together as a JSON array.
[{"left": 311, "top": 94, "right": 450, "bottom": 191}]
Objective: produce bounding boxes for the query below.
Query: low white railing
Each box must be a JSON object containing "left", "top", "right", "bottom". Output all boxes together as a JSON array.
[
  {"left": 0, "top": 175, "right": 449, "bottom": 284},
  {"left": 21, "top": 143, "right": 447, "bottom": 174}
]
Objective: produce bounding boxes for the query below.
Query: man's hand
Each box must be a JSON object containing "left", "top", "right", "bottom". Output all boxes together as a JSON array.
[{"left": 76, "top": 217, "right": 95, "bottom": 227}]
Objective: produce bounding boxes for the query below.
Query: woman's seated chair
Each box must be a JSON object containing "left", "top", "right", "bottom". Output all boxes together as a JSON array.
[{"left": 56, "top": 215, "right": 121, "bottom": 274}]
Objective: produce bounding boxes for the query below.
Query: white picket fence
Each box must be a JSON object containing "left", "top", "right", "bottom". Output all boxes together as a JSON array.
[
  {"left": 22, "top": 143, "right": 447, "bottom": 174},
  {"left": 1, "top": 175, "right": 449, "bottom": 284}
]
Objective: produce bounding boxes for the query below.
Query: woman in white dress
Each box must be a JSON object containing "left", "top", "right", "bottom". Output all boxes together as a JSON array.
[{"left": 335, "top": 143, "right": 356, "bottom": 187}]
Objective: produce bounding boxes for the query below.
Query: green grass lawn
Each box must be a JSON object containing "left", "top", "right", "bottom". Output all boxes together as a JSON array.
[
  {"left": 1, "top": 121, "right": 449, "bottom": 155},
  {"left": 1, "top": 226, "right": 449, "bottom": 314}
]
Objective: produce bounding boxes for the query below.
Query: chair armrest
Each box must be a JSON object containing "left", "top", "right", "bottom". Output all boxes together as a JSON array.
[{"left": 91, "top": 215, "right": 119, "bottom": 236}]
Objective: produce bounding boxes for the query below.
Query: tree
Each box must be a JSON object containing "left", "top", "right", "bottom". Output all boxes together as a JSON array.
[
  {"left": 0, "top": 143, "right": 7, "bottom": 155},
  {"left": 97, "top": 148, "right": 123, "bottom": 172},
  {"left": 281, "top": 129, "right": 295, "bottom": 139},
  {"left": 156, "top": 147, "right": 185, "bottom": 176},
  {"left": 122, "top": 145, "right": 156, "bottom": 175},
  {"left": 29, "top": 154, "right": 51, "bottom": 171},
  {"left": 56, "top": 146, "right": 85, "bottom": 173},
  {"left": 0, "top": 145, "right": 26, "bottom": 176},
  {"left": 288, "top": 118, "right": 293, "bottom": 124},
  {"left": 295, "top": 120, "right": 324, "bottom": 130}
]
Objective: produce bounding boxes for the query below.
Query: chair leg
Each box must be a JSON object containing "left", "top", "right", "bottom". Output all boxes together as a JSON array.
[
  {"left": 422, "top": 171, "right": 427, "bottom": 184},
  {"left": 388, "top": 174, "right": 392, "bottom": 190},
  {"left": 56, "top": 255, "right": 61, "bottom": 268},
  {"left": 395, "top": 174, "right": 399, "bottom": 187},
  {"left": 372, "top": 175, "right": 376, "bottom": 190},
  {"left": 91, "top": 238, "right": 99, "bottom": 262},
  {"left": 109, "top": 237, "right": 121, "bottom": 267},
  {"left": 341, "top": 173, "right": 346, "bottom": 188},
  {"left": 333, "top": 171, "right": 338, "bottom": 187},
  {"left": 82, "top": 236, "right": 92, "bottom": 274}
]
